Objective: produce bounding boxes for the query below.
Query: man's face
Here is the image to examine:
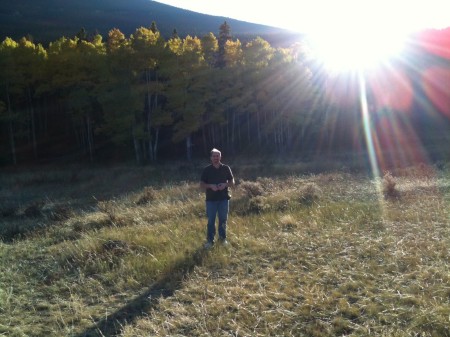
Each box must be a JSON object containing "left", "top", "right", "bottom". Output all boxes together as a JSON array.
[{"left": 211, "top": 153, "right": 221, "bottom": 165}]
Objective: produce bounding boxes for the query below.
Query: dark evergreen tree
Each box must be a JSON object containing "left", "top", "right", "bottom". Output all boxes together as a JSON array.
[
  {"left": 216, "top": 21, "right": 231, "bottom": 68},
  {"left": 150, "top": 21, "right": 158, "bottom": 33},
  {"left": 76, "top": 27, "right": 88, "bottom": 42}
]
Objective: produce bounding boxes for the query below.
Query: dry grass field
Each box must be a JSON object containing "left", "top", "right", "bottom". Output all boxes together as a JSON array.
[{"left": 0, "top": 161, "right": 449, "bottom": 337}]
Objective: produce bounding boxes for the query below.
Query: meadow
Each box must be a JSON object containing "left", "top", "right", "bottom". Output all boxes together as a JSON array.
[{"left": 0, "top": 159, "right": 449, "bottom": 337}]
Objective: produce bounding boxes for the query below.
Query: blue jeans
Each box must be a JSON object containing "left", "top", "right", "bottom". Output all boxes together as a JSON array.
[{"left": 206, "top": 200, "right": 229, "bottom": 243}]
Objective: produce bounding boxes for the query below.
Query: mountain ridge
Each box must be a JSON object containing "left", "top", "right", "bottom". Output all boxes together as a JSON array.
[{"left": 0, "top": 0, "right": 301, "bottom": 45}]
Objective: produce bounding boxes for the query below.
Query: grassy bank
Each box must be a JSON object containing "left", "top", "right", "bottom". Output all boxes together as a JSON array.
[{"left": 0, "top": 162, "right": 449, "bottom": 336}]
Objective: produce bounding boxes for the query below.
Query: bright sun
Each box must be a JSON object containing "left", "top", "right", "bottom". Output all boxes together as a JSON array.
[
  {"left": 306, "top": 25, "right": 407, "bottom": 72},
  {"left": 300, "top": 1, "right": 416, "bottom": 72}
]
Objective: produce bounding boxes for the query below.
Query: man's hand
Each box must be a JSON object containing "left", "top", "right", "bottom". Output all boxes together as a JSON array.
[
  {"left": 217, "top": 183, "right": 227, "bottom": 191},
  {"left": 210, "top": 184, "right": 219, "bottom": 191}
]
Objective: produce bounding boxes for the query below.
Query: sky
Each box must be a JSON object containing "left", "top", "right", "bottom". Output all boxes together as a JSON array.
[{"left": 153, "top": 0, "right": 450, "bottom": 34}]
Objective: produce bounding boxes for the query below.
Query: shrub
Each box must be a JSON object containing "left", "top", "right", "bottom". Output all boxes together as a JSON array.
[
  {"left": 383, "top": 171, "right": 399, "bottom": 199},
  {"left": 239, "top": 180, "right": 265, "bottom": 198},
  {"left": 298, "top": 183, "right": 322, "bottom": 205},
  {"left": 248, "top": 196, "right": 270, "bottom": 213},
  {"left": 274, "top": 196, "right": 291, "bottom": 211},
  {"left": 255, "top": 177, "right": 277, "bottom": 193},
  {"left": 136, "top": 186, "right": 157, "bottom": 205}
]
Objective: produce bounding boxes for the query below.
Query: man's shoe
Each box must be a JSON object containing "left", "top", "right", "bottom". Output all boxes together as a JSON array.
[
  {"left": 204, "top": 241, "right": 214, "bottom": 249},
  {"left": 220, "top": 239, "right": 229, "bottom": 246}
]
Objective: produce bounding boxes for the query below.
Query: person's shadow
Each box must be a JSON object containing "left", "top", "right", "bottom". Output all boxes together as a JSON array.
[{"left": 73, "top": 247, "right": 208, "bottom": 337}]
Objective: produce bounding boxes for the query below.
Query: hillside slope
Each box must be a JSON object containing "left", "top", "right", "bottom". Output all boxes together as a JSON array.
[{"left": 0, "top": 0, "right": 296, "bottom": 44}]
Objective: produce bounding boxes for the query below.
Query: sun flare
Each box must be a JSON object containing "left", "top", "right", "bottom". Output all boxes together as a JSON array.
[
  {"left": 306, "top": 25, "right": 407, "bottom": 71},
  {"left": 304, "top": 12, "right": 411, "bottom": 72},
  {"left": 297, "top": 1, "right": 431, "bottom": 72}
]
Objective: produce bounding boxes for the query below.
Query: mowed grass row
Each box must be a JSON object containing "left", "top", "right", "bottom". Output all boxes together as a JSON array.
[{"left": 0, "top": 164, "right": 449, "bottom": 336}]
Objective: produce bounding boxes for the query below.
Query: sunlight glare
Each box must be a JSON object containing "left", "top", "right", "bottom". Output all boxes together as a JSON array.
[
  {"left": 303, "top": 1, "right": 413, "bottom": 71},
  {"left": 308, "top": 28, "right": 406, "bottom": 71},
  {"left": 306, "top": 20, "right": 407, "bottom": 71}
]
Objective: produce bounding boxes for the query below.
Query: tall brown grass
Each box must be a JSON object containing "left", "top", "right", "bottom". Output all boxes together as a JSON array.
[{"left": 0, "top": 162, "right": 448, "bottom": 336}]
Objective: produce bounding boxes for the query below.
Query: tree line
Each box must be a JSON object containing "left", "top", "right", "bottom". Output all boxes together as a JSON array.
[{"left": 0, "top": 22, "right": 447, "bottom": 166}]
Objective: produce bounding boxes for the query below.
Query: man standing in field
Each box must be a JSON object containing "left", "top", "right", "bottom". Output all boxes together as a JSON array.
[{"left": 200, "top": 148, "right": 235, "bottom": 249}]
